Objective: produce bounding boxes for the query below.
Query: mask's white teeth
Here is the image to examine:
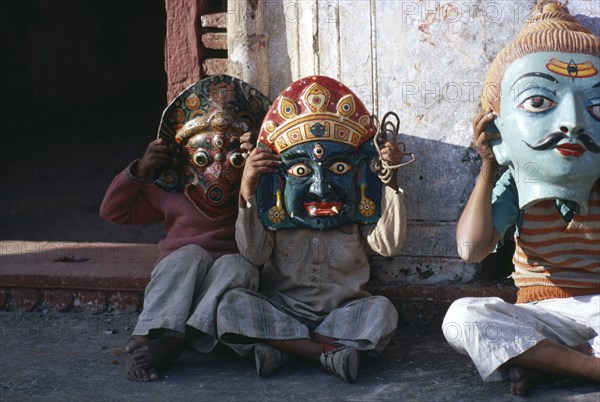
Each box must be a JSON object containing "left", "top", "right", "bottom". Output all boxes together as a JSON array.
[
  {"left": 308, "top": 206, "right": 317, "bottom": 216},
  {"left": 331, "top": 206, "right": 339, "bottom": 214}
]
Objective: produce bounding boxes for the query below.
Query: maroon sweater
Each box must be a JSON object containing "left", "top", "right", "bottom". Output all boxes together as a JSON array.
[{"left": 99, "top": 162, "right": 238, "bottom": 263}]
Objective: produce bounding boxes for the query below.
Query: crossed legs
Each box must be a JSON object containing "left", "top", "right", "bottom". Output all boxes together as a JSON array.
[
  {"left": 442, "top": 295, "right": 600, "bottom": 395},
  {"left": 124, "top": 247, "right": 259, "bottom": 381},
  {"left": 507, "top": 339, "right": 600, "bottom": 395}
]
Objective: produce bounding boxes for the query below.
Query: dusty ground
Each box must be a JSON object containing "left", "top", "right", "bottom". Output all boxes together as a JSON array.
[{"left": 1, "top": 311, "right": 599, "bottom": 402}]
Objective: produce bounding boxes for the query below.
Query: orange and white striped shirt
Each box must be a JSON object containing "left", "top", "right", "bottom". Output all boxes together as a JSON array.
[{"left": 512, "top": 183, "right": 600, "bottom": 303}]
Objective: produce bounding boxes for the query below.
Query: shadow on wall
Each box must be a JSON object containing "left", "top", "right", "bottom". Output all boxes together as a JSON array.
[
  {"left": 395, "top": 134, "right": 477, "bottom": 222},
  {"left": 395, "top": 133, "right": 514, "bottom": 281}
]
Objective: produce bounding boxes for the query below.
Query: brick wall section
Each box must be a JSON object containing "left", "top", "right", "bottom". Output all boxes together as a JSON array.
[
  {"left": 0, "top": 282, "right": 516, "bottom": 328},
  {"left": 164, "top": 0, "right": 228, "bottom": 102},
  {"left": 1, "top": 289, "right": 143, "bottom": 314},
  {"left": 164, "top": 0, "right": 203, "bottom": 102},
  {"left": 201, "top": 11, "right": 228, "bottom": 76}
]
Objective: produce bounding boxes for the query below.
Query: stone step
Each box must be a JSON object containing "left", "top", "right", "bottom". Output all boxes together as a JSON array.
[
  {"left": 202, "top": 58, "right": 228, "bottom": 76},
  {"left": 0, "top": 241, "right": 516, "bottom": 326},
  {"left": 202, "top": 32, "right": 227, "bottom": 50},
  {"left": 201, "top": 12, "right": 226, "bottom": 29}
]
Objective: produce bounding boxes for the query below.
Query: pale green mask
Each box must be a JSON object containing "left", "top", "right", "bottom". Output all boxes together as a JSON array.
[{"left": 492, "top": 52, "right": 600, "bottom": 213}]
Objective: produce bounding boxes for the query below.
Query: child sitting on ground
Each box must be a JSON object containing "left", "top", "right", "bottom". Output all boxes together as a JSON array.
[
  {"left": 100, "top": 75, "right": 270, "bottom": 381},
  {"left": 442, "top": 1, "right": 600, "bottom": 395},
  {"left": 216, "top": 76, "right": 408, "bottom": 382}
]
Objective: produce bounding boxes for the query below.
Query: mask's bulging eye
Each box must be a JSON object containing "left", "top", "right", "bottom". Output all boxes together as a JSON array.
[
  {"left": 287, "top": 164, "right": 312, "bottom": 177},
  {"left": 588, "top": 104, "right": 600, "bottom": 120},
  {"left": 194, "top": 151, "right": 210, "bottom": 167},
  {"left": 229, "top": 152, "right": 245, "bottom": 168},
  {"left": 329, "top": 161, "right": 352, "bottom": 175},
  {"left": 519, "top": 96, "right": 556, "bottom": 113}
]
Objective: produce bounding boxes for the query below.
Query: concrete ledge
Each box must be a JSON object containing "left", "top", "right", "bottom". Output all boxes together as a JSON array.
[
  {"left": 372, "top": 283, "right": 516, "bottom": 304},
  {"left": 0, "top": 241, "right": 517, "bottom": 323},
  {"left": 370, "top": 283, "right": 516, "bottom": 329},
  {"left": 0, "top": 241, "right": 157, "bottom": 291},
  {"left": 0, "top": 241, "right": 157, "bottom": 313}
]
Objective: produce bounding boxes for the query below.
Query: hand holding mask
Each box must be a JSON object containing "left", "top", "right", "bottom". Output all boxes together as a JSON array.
[{"left": 154, "top": 75, "right": 271, "bottom": 220}]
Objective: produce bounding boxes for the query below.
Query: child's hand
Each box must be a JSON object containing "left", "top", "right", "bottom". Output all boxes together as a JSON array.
[
  {"left": 240, "top": 147, "right": 281, "bottom": 202},
  {"left": 379, "top": 140, "right": 403, "bottom": 188},
  {"left": 135, "top": 139, "right": 179, "bottom": 179},
  {"left": 240, "top": 131, "right": 255, "bottom": 158},
  {"left": 379, "top": 140, "right": 404, "bottom": 166},
  {"left": 472, "top": 108, "right": 500, "bottom": 165}
]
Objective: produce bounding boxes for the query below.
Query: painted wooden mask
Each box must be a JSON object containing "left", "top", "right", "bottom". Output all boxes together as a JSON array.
[
  {"left": 156, "top": 75, "right": 270, "bottom": 219},
  {"left": 482, "top": 0, "right": 600, "bottom": 213},
  {"left": 256, "top": 76, "right": 382, "bottom": 230}
]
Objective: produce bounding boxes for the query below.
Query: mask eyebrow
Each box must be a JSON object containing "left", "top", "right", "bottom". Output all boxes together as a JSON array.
[
  {"left": 593, "top": 82, "right": 600, "bottom": 88},
  {"left": 509, "top": 72, "right": 559, "bottom": 92}
]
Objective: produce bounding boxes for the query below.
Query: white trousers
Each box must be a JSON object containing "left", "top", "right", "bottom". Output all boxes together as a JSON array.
[{"left": 442, "top": 295, "right": 599, "bottom": 381}]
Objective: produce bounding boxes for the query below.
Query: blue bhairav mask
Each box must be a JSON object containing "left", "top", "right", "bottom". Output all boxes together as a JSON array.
[{"left": 256, "top": 76, "right": 382, "bottom": 230}]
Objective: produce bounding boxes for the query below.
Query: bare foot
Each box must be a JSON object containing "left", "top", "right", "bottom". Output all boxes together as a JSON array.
[
  {"left": 509, "top": 366, "right": 547, "bottom": 396},
  {"left": 505, "top": 339, "right": 600, "bottom": 394},
  {"left": 123, "top": 336, "right": 185, "bottom": 382},
  {"left": 124, "top": 352, "right": 160, "bottom": 382}
]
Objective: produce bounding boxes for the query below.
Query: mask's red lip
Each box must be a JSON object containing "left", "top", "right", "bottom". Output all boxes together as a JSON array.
[
  {"left": 304, "top": 201, "right": 343, "bottom": 217},
  {"left": 556, "top": 143, "right": 585, "bottom": 157}
]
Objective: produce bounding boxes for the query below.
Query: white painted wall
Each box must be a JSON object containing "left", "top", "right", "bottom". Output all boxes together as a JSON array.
[{"left": 259, "top": 0, "right": 600, "bottom": 284}]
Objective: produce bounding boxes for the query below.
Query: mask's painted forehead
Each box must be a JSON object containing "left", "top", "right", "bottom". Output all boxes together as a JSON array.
[
  {"left": 500, "top": 52, "right": 600, "bottom": 101},
  {"left": 157, "top": 74, "right": 271, "bottom": 144},
  {"left": 280, "top": 141, "right": 355, "bottom": 161}
]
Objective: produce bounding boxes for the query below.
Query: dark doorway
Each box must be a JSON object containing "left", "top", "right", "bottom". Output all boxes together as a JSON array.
[{"left": 1, "top": 0, "right": 167, "bottom": 242}]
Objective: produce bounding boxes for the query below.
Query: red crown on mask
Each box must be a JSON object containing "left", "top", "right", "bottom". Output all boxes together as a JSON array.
[{"left": 258, "top": 76, "right": 376, "bottom": 154}]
